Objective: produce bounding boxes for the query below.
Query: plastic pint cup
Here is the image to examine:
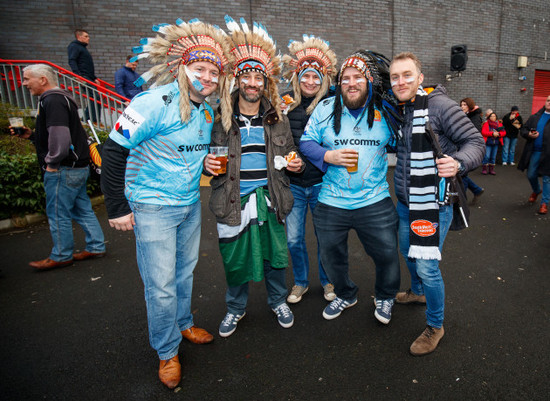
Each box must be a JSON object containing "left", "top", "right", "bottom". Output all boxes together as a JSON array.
[{"left": 211, "top": 146, "right": 228, "bottom": 174}]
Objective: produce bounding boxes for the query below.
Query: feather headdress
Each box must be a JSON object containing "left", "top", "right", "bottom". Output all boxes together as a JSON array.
[
  {"left": 223, "top": 15, "right": 282, "bottom": 122},
  {"left": 130, "top": 18, "right": 234, "bottom": 130},
  {"left": 282, "top": 35, "right": 337, "bottom": 114},
  {"left": 332, "top": 50, "right": 401, "bottom": 142}
]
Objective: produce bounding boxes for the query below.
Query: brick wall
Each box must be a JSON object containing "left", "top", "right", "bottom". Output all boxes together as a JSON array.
[{"left": 1, "top": 0, "right": 549, "bottom": 117}]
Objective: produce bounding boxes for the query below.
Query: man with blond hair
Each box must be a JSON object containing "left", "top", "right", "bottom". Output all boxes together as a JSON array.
[{"left": 390, "top": 52, "right": 484, "bottom": 356}]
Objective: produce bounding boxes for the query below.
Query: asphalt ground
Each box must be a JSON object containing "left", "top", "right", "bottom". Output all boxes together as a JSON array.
[{"left": 0, "top": 165, "right": 548, "bottom": 401}]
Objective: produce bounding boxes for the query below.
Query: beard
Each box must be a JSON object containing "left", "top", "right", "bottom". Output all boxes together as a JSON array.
[
  {"left": 239, "top": 85, "right": 263, "bottom": 103},
  {"left": 342, "top": 87, "right": 368, "bottom": 110}
]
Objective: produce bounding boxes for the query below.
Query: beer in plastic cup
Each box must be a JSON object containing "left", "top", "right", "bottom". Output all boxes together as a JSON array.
[
  {"left": 211, "top": 146, "right": 228, "bottom": 174},
  {"left": 9, "top": 117, "right": 24, "bottom": 136},
  {"left": 346, "top": 150, "right": 359, "bottom": 173}
]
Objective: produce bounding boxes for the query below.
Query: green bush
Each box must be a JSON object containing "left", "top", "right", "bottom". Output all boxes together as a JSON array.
[
  {"left": 0, "top": 150, "right": 45, "bottom": 219},
  {"left": 0, "top": 102, "right": 108, "bottom": 220}
]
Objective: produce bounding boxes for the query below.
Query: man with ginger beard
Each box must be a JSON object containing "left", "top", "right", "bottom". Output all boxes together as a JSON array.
[{"left": 299, "top": 50, "right": 401, "bottom": 325}]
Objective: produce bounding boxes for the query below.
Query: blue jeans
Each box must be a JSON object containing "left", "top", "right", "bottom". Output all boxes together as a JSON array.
[
  {"left": 225, "top": 260, "right": 287, "bottom": 315},
  {"left": 462, "top": 174, "right": 483, "bottom": 195},
  {"left": 43, "top": 166, "right": 105, "bottom": 262},
  {"left": 482, "top": 144, "right": 499, "bottom": 165},
  {"left": 502, "top": 137, "right": 518, "bottom": 164},
  {"left": 313, "top": 198, "right": 400, "bottom": 301},
  {"left": 286, "top": 184, "right": 330, "bottom": 287},
  {"left": 527, "top": 151, "right": 550, "bottom": 204},
  {"left": 130, "top": 200, "right": 201, "bottom": 360},
  {"left": 397, "top": 202, "right": 453, "bottom": 328}
]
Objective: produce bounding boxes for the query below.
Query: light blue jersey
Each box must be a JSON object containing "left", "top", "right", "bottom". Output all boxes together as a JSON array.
[
  {"left": 301, "top": 96, "right": 391, "bottom": 209},
  {"left": 109, "top": 81, "right": 212, "bottom": 206}
]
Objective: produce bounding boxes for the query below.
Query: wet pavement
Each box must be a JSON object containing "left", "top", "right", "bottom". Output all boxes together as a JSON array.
[{"left": 0, "top": 165, "right": 548, "bottom": 400}]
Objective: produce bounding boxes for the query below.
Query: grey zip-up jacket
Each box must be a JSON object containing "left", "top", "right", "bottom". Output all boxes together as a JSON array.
[
  {"left": 394, "top": 85, "right": 485, "bottom": 205},
  {"left": 209, "top": 93, "right": 300, "bottom": 226}
]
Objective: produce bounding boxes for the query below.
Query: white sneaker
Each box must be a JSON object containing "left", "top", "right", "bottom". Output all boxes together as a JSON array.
[
  {"left": 502, "top": 162, "right": 508, "bottom": 166},
  {"left": 510, "top": 162, "right": 516, "bottom": 166}
]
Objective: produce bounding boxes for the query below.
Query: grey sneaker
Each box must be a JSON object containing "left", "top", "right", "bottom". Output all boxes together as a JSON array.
[
  {"left": 323, "top": 283, "right": 336, "bottom": 301},
  {"left": 374, "top": 298, "right": 394, "bottom": 324},
  {"left": 287, "top": 285, "right": 309, "bottom": 304},
  {"left": 395, "top": 289, "right": 426, "bottom": 304},
  {"left": 272, "top": 303, "right": 294, "bottom": 328},
  {"left": 219, "top": 312, "right": 245, "bottom": 338}
]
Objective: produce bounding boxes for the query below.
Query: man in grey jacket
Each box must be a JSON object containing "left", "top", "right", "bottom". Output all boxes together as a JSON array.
[{"left": 389, "top": 52, "right": 484, "bottom": 356}]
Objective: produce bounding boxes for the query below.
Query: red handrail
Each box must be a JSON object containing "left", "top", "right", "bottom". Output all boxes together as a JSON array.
[{"left": 0, "top": 58, "right": 129, "bottom": 103}]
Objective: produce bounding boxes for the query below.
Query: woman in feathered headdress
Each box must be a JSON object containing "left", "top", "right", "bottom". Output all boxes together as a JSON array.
[
  {"left": 280, "top": 35, "right": 338, "bottom": 304},
  {"left": 281, "top": 35, "right": 337, "bottom": 114}
]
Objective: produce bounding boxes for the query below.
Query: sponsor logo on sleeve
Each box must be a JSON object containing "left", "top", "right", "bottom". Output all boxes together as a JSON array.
[
  {"left": 114, "top": 107, "right": 145, "bottom": 139},
  {"left": 410, "top": 220, "right": 438, "bottom": 237}
]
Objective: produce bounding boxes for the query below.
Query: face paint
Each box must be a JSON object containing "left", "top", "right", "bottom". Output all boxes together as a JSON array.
[
  {"left": 355, "top": 78, "right": 366, "bottom": 84},
  {"left": 300, "top": 77, "right": 321, "bottom": 86},
  {"left": 211, "top": 76, "right": 219, "bottom": 83},
  {"left": 391, "top": 75, "right": 416, "bottom": 87},
  {"left": 241, "top": 78, "right": 249, "bottom": 85},
  {"left": 185, "top": 65, "right": 204, "bottom": 92},
  {"left": 341, "top": 79, "right": 350, "bottom": 85}
]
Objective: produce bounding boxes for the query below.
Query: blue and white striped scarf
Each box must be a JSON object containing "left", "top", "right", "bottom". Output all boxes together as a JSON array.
[{"left": 406, "top": 89, "right": 443, "bottom": 260}]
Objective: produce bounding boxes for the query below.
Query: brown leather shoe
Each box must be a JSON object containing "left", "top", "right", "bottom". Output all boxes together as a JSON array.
[
  {"left": 410, "top": 325, "right": 445, "bottom": 356},
  {"left": 538, "top": 203, "right": 548, "bottom": 215},
  {"left": 158, "top": 355, "right": 181, "bottom": 389},
  {"left": 73, "top": 250, "right": 106, "bottom": 261},
  {"left": 29, "top": 258, "right": 73, "bottom": 270},
  {"left": 181, "top": 326, "right": 214, "bottom": 344},
  {"left": 529, "top": 191, "right": 542, "bottom": 203}
]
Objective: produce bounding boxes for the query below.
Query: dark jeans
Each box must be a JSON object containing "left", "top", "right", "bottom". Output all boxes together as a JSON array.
[
  {"left": 463, "top": 174, "right": 483, "bottom": 195},
  {"left": 313, "top": 197, "right": 400, "bottom": 301}
]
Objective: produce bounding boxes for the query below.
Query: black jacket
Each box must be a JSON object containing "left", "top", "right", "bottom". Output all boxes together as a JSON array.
[
  {"left": 34, "top": 89, "right": 90, "bottom": 170},
  {"left": 284, "top": 91, "right": 324, "bottom": 187},
  {"left": 518, "top": 107, "right": 550, "bottom": 175},
  {"left": 67, "top": 40, "right": 96, "bottom": 81}
]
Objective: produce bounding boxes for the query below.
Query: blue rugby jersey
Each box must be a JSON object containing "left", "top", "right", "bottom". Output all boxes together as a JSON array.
[
  {"left": 109, "top": 81, "right": 212, "bottom": 206},
  {"left": 238, "top": 113, "right": 268, "bottom": 196},
  {"left": 300, "top": 96, "right": 392, "bottom": 209}
]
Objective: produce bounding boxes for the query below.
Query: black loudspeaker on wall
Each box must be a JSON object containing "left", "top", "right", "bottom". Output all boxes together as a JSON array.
[{"left": 450, "top": 45, "right": 468, "bottom": 71}]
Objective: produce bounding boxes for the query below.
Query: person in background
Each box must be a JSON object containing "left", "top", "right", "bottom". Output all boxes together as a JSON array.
[
  {"left": 68, "top": 29, "right": 99, "bottom": 123},
  {"left": 114, "top": 55, "right": 143, "bottom": 103},
  {"left": 281, "top": 35, "right": 337, "bottom": 304},
  {"left": 517, "top": 95, "right": 550, "bottom": 215},
  {"left": 12, "top": 64, "right": 105, "bottom": 270},
  {"left": 501, "top": 106, "right": 523, "bottom": 166},
  {"left": 460, "top": 98, "right": 484, "bottom": 203},
  {"left": 481, "top": 112, "right": 506, "bottom": 175}
]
